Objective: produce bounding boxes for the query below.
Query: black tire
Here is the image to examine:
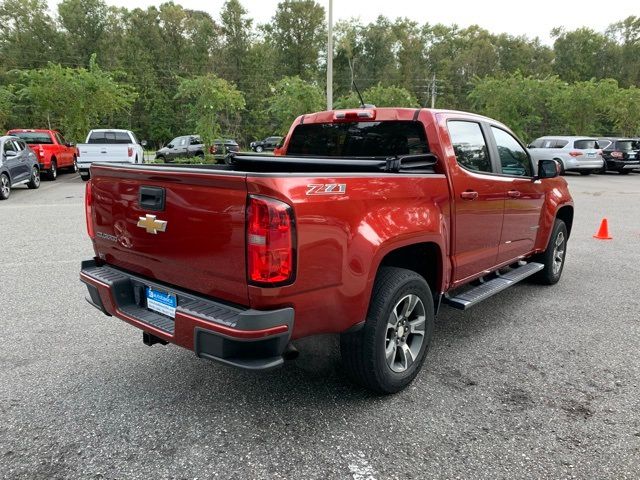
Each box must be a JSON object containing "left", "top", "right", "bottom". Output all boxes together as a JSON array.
[
  {"left": 619, "top": 170, "right": 630, "bottom": 175},
  {"left": 579, "top": 170, "right": 592, "bottom": 176},
  {"left": 27, "top": 166, "right": 40, "bottom": 189},
  {"left": 155, "top": 155, "right": 165, "bottom": 163},
  {"left": 80, "top": 172, "right": 90, "bottom": 181},
  {"left": 255, "top": 145, "right": 264, "bottom": 153},
  {"left": 340, "top": 267, "right": 434, "bottom": 394},
  {"left": 48, "top": 159, "right": 57, "bottom": 180},
  {"left": 556, "top": 159, "right": 566, "bottom": 175},
  {"left": 0, "top": 173, "right": 10, "bottom": 200},
  {"left": 531, "top": 219, "right": 568, "bottom": 285},
  {"left": 68, "top": 156, "right": 78, "bottom": 173}
]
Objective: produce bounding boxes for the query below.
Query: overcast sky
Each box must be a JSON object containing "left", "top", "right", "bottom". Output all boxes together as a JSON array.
[{"left": 51, "top": 0, "right": 638, "bottom": 45}]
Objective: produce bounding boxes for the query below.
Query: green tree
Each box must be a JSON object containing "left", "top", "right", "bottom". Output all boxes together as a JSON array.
[
  {"left": 14, "top": 55, "right": 136, "bottom": 140},
  {"left": 335, "top": 84, "right": 419, "bottom": 109},
  {"left": 175, "top": 74, "right": 245, "bottom": 145},
  {"left": 0, "top": 86, "right": 13, "bottom": 130},
  {"left": 607, "top": 86, "right": 640, "bottom": 137},
  {"left": 57, "top": 0, "right": 109, "bottom": 65},
  {"left": 220, "top": 0, "right": 252, "bottom": 86},
  {"left": 265, "top": 0, "right": 325, "bottom": 79},
  {"left": 266, "top": 76, "right": 324, "bottom": 134},
  {"left": 552, "top": 27, "right": 619, "bottom": 83}
]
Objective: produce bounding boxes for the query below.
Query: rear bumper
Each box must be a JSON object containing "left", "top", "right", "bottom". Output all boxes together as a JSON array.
[
  {"left": 80, "top": 259, "right": 294, "bottom": 370},
  {"left": 563, "top": 157, "right": 604, "bottom": 170},
  {"left": 605, "top": 159, "right": 640, "bottom": 170}
]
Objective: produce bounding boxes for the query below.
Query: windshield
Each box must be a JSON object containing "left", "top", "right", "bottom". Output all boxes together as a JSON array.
[
  {"left": 287, "top": 121, "right": 429, "bottom": 157},
  {"left": 574, "top": 139, "right": 598, "bottom": 149},
  {"left": 10, "top": 132, "right": 53, "bottom": 144},
  {"left": 616, "top": 141, "right": 637, "bottom": 151}
]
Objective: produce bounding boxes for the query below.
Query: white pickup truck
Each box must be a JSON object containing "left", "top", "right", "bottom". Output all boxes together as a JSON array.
[{"left": 77, "top": 129, "right": 145, "bottom": 181}]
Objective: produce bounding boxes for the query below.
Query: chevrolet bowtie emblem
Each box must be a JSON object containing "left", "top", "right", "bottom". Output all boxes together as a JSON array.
[{"left": 137, "top": 214, "right": 167, "bottom": 234}]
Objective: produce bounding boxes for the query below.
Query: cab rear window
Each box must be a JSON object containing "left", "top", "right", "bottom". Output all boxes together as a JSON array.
[
  {"left": 10, "top": 132, "right": 53, "bottom": 144},
  {"left": 286, "top": 121, "right": 429, "bottom": 157}
]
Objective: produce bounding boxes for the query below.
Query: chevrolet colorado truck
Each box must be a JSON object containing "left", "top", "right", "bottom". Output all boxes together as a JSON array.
[
  {"left": 80, "top": 108, "right": 573, "bottom": 393},
  {"left": 7, "top": 129, "right": 78, "bottom": 180}
]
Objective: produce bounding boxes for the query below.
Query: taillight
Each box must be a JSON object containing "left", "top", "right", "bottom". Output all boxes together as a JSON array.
[
  {"left": 127, "top": 147, "right": 133, "bottom": 157},
  {"left": 611, "top": 151, "right": 623, "bottom": 159},
  {"left": 85, "top": 181, "right": 95, "bottom": 239},
  {"left": 569, "top": 151, "right": 583, "bottom": 157},
  {"left": 247, "top": 195, "right": 295, "bottom": 286}
]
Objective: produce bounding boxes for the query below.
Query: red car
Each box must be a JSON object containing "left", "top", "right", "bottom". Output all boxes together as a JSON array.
[
  {"left": 7, "top": 129, "right": 78, "bottom": 180},
  {"left": 80, "top": 108, "right": 573, "bottom": 393}
]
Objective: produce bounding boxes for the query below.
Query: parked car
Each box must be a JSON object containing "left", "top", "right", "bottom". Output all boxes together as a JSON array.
[
  {"left": 250, "top": 136, "right": 282, "bottom": 153},
  {"left": 77, "top": 129, "right": 146, "bottom": 181},
  {"left": 81, "top": 107, "right": 573, "bottom": 394},
  {"left": 597, "top": 137, "right": 640, "bottom": 174},
  {"left": 528, "top": 136, "right": 604, "bottom": 175},
  {"left": 155, "top": 135, "right": 205, "bottom": 162},
  {"left": 0, "top": 135, "right": 40, "bottom": 199},
  {"left": 7, "top": 129, "right": 78, "bottom": 180},
  {"left": 210, "top": 139, "right": 240, "bottom": 161}
]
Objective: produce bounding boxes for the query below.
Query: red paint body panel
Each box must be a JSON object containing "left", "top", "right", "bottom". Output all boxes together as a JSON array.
[
  {"left": 7, "top": 129, "right": 77, "bottom": 169},
  {"left": 84, "top": 108, "right": 573, "bottom": 347}
]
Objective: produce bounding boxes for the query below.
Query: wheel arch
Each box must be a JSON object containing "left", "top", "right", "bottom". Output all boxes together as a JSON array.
[
  {"left": 377, "top": 242, "right": 444, "bottom": 304},
  {"left": 556, "top": 205, "right": 574, "bottom": 238}
]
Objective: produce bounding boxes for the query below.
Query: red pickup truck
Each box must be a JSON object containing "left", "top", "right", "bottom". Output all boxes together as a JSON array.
[
  {"left": 7, "top": 129, "right": 78, "bottom": 180},
  {"left": 80, "top": 108, "right": 573, "bottom": 393}
]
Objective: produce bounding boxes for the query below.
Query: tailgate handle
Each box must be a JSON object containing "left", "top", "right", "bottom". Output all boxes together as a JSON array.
[{"left": 139, "top": 186, "right": 165, "bottom": 211}]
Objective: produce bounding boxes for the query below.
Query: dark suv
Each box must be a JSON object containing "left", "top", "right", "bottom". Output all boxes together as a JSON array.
[
  {"left": 250, "top": 136, "right": 282, "bottom": 153},
  {"left": 598, "top": 138, "right": 640, "bottom": 174},
  {"left": 0, "top": 135, "right": 40, "bottom": 199}
]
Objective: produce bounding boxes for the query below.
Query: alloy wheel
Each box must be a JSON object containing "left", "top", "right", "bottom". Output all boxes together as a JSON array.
[{"left": 385, "top": 294, "right": 426, "bottom": 373}]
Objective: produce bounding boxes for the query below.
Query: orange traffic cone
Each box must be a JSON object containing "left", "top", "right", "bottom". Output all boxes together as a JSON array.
[{"left": 593, "top": 218, "right": 613, "bottom": 240}]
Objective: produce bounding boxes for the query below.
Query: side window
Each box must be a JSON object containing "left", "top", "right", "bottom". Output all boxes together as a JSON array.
[
  {"left": 491, "top": 127, "right": 532, "bottom": 177},
  {"left": 3, "top": 140, "right": 14, "bottom": 153},
  {"left": 448, "top": 121, "right": 493, "bottom": 173},
  {"left": 178, "top": 137, "right": 187, "bottom": 147},
  {"left": 55, "top": 133, "right": 65, "bottom": 145},
  {"left": 17, "top": 140, "right": 27, "bottom": 150}
]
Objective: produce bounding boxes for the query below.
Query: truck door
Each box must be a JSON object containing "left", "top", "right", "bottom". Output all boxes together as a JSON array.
[
  {"left": 446, "top": 120, "right": 506, "bottom": 284},
  {"left": 488, "top": 126, "right": 545, "bottom": 263}
]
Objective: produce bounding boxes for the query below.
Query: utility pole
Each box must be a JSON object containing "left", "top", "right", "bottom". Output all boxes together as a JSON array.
[
  {"left": 430, "top": 73, "right": 436, "bottom": 109},
  {"left": 326, "top": 0, "right": 333, "bottom": 110}
]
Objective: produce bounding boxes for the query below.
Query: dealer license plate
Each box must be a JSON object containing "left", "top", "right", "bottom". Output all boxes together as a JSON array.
[{"left": 146, "top": 287, "right": 177, "bottom": 318}]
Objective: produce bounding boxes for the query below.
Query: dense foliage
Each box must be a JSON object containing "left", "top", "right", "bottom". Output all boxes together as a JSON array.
[{"left": 0, "top": 0, "right": 639, "bottom": 145}]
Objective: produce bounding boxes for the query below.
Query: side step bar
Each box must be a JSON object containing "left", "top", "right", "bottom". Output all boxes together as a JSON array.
[{"left": 444, "top": 262, "right": 544, "bottom": 310}]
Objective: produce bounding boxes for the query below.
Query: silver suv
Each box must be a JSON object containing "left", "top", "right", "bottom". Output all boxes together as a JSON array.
[{"left": 528, "top": 136, "right": 604, "bottom": 175}]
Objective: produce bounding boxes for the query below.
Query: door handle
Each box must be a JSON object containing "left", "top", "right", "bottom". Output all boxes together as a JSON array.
[
  {"left": 507, "top": 190, "right": 521, "bottom": 198},
  {"left": 460, "top": 190, "right": 479, "bottom": 200}
]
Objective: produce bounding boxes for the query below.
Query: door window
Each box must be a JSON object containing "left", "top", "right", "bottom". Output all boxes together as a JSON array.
[
  {"left": 447, "top": 121, "right": 492, "bottom": 173},
  {"left": 178, "top": 137, "right": 187, "bottom": 147},
  {"left": 492, "top": 127, "right": 532, "bottom": 177}
]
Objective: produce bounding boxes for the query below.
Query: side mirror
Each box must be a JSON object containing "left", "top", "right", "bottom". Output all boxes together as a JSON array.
[
  {"left": 536, "top": 159, "right": 560, "bottom": 179},
  {"left": 4, "top": 150, "right": 17, "bottom": 158},
  {"left": 141, "top": 140, "right": 147, "bottom": 147},
  {"left": 167, "top": 144, "right": 174, "bottom": 148}
]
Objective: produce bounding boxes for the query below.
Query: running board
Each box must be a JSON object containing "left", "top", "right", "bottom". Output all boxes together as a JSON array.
[{"left": 444, "top": 262, "right": 544, "bottom": 310}]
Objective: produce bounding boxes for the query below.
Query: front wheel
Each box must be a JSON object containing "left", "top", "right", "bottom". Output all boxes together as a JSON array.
[
  {"left": 80, "top": 171, "right": 90, "bottom": 181},
  {"left": 27, "top": 166, "right": 40, "bottom": 189},
  {"left": 579, "top": 170, "right": 592, "bottom": 176},
  {"left": 618, "top": 170, "right": 630, "bottom": 175},
  {"left": 255, "top": 145, "right": 264, "bottom": 153},
  {"left": 340, "top": 267, "right": 434, "bottom": 394},
  {"left": 531, "top": 219, "right": 568, "bottom": 285},
  {"left": 0, "top": 173, "right": 11, "bottom": 200}
]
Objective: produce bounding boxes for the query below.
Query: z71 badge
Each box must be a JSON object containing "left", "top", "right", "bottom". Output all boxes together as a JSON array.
[{"left": 306, "top": 184, "right": 347, "bottom": 195}]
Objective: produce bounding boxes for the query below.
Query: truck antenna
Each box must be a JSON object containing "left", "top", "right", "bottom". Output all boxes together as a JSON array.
[{"left": 352, "top": 81, "right": 366, "bottom": 108}]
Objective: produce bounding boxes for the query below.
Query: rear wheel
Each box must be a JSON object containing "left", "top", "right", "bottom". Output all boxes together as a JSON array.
[
  {"left": 80, "top": 171, "right": 90, "bottom": 181},
  {"left": 340, "top": 267, "right": 434, "bottom": 393},
  {"left": 579, "top": 170, "right": 592, "bottom": 176},
  {"left": 27, "top": 166, "right": 40, "bottom": 189},
  {"left": 619, "top": 169, "right": 630, "bottom": 175},
  {"left": 48, "top": 159, "right": 57, "bottom": 180},
  {"left": 0, "top": 173, "right": 10, "bottom": 200},
  {"left": 68, "top": 156, "right": 78, "bottom": 173},
  {"left": 556, "top": 159, "right": 566, "bottom": 175},
  {"left": 531, "top": 219, "right": 567, "bottom": 285}
]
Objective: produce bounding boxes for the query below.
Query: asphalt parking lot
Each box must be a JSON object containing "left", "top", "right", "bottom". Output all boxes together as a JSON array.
[{"left": 1, "top": 172, "right": 639, "bottom": 479}]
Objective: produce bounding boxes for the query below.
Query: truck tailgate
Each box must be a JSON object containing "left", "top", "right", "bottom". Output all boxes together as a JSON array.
[
  {"left": 89, "top": 165, "right": 249, "bottom": 305},
  {"left": 78, "top": 144, "right": 131, "bottom": 164}
]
